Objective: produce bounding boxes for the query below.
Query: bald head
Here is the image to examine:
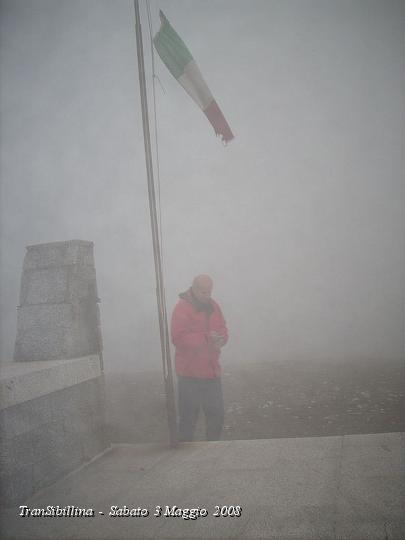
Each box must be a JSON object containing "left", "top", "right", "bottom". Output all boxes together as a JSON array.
[{"left": 191, "top": 274, "right": 213, "bottom": 304}]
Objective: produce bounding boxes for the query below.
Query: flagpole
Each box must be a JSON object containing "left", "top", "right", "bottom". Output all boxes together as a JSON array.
[{"left": 133, "top": 0, "right": 177, "bottom": 447}]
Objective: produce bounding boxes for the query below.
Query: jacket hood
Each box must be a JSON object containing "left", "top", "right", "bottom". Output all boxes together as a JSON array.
[{"left": 179, "top": 288, "right": 214, "bottom": 314}]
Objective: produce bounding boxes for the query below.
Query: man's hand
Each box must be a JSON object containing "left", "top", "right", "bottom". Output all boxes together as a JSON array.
[{"left": 209, "top": 331, "right": 226, "bottom": 350}]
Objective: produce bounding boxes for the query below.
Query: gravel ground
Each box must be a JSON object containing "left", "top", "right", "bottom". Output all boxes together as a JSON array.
[{"left": 105, "top": 358, "right": 405, "bottom": 443}]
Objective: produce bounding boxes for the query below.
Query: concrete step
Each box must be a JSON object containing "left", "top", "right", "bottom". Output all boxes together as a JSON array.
[{"left": 1, "top": 433, "right": 404, "bottom": 539}]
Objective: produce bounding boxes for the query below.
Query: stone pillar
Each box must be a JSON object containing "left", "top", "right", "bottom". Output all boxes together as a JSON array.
[{"left": 13, "top": 240, "right": 103, "bottom": 364}]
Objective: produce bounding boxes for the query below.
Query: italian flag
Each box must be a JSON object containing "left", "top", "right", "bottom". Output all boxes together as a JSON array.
[{"left": 153, "top": 11, "right": 234, "bottom": 144}]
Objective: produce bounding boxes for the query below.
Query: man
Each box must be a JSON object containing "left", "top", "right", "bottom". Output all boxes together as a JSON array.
[{"left": 171, "top": 275, "right": 228, "bottom": 442}]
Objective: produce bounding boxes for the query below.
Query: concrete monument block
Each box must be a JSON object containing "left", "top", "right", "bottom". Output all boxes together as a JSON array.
[
  {"left": 14, "top": 240, "right": 102, "bottom": 362},
  {"left": 22, "top": 240, "right": 95, "bottom": 270},
  {"left": 19, "top": 265, "right": 97, "bottom": 305},
  {"left": 0, "top": 357, "right": 109, "bottom": 506},
  {"left": 2, "top": 241, "right": 108, "bottom": 506}
]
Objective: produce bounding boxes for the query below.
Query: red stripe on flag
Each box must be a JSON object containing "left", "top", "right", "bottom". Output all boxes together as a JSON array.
[{"left": 203, "top": 100, "right": 234, "bottom": 144}]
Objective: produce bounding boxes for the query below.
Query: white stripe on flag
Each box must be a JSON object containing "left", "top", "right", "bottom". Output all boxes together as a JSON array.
[{"left": 177, "top": 60, "right": 213, "bottom": 111}]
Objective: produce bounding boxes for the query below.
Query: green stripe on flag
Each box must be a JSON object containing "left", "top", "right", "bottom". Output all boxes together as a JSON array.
[{"left": 153, "top": 11, "right": 193, "bottom": 80}]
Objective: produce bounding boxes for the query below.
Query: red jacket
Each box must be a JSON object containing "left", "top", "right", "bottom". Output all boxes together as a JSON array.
[{"left": 171, "top": 289, "right": 228, "bottom": 379}]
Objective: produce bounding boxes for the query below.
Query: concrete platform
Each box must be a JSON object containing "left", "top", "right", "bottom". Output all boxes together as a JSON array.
[{"left": 1, "top": 433, "right": 404, "bottom": 539}]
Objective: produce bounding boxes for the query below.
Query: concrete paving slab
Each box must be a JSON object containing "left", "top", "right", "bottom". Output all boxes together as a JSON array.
[
  {"left": 244, "top": 504, "right": 336, "bottom": 540},
  {"left": 207, "top": 436, "right": 341, "bottom": 470},
  {"left": 334, "top": 433, "right": 405, "bottom": 540},
  {"left": 1, "top": 433, "right": 404, "bottom": 540}
]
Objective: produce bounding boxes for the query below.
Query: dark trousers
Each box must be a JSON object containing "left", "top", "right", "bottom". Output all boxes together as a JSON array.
[{"left": 177, "top": 375, "right": 224, "bottom": 442}]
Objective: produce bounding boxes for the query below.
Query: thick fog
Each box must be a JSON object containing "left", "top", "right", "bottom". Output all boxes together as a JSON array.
[{"left": 1, "top": 0, "right": 404, "bottom": 372}]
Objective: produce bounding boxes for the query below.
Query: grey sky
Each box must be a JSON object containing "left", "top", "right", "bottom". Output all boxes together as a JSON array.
[{"left": 1, "top": 0, "right": 404, "bottom": 371}]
